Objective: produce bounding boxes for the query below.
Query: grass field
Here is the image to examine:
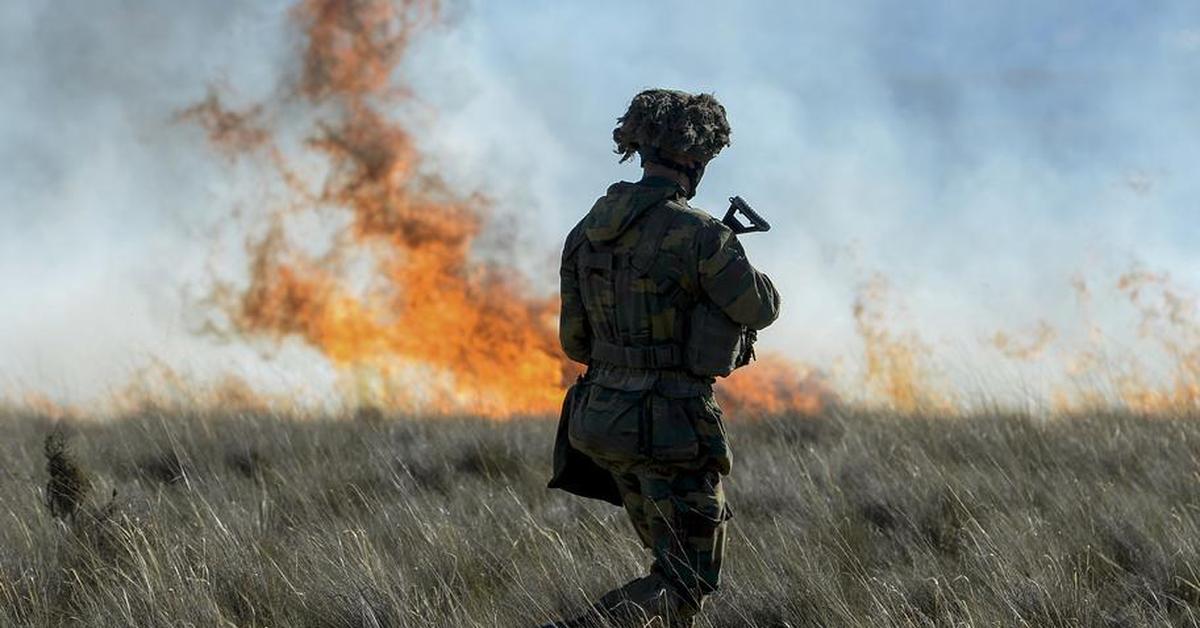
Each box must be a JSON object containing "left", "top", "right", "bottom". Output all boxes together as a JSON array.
[{"left": 1, "top": 406, "right": 1198, "bottom": 627}]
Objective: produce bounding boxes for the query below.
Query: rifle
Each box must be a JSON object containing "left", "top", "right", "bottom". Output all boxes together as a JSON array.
[
  {"left": 710, "top": 196, "right": 769, "bottom": 370},
  {"left": 722, "top": 196, "right": 771, "bottom": 234}
]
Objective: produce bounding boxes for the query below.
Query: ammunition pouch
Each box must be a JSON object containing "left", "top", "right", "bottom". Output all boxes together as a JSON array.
[
  {"left": 685, "top": 300, "right": 757, "bottom": 378},
  {"left": 568, "top": 385, "right": 701, "bottom": 464},
  {"left": 547, "top": 377, "right": 622, "bottom": 505},
  {"left": 585, "top": 304, "right": 756, "bottom": 379}
]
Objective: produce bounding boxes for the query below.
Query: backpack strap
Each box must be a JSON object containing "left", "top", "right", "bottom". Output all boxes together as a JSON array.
[{"left": 629, "top": 200, "right": 680, "bottom": 275}]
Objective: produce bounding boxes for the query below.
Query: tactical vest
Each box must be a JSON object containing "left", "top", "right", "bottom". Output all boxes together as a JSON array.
[
  {"left": 575, "top": 200, "right": 754, "bottom": 378},
  {"left": 575, "top": 199, "right": 692, "bottom": 369}
]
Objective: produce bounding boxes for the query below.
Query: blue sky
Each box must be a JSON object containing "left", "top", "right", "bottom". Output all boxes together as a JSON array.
[{"left": 1, "top": 0, "right": 1198, "bottom": 403}]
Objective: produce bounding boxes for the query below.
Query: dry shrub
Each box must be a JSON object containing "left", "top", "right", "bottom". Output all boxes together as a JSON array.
[{"left": 43, "top": 427, "right": 91, "bottom": 519}]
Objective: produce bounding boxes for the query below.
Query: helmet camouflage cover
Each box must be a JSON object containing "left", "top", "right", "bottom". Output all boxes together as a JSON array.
[{"left": 613, "top": 89, "right": 731, "bottom": 164}]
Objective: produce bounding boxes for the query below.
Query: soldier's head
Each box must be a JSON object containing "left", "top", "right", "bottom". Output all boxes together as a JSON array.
[{"left": 613, "top": 89, "right": 731, "bottom": 198}]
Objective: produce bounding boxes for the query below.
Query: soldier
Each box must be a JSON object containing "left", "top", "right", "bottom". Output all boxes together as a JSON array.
[{"left": 545, "top": 89, "right": 781, "bottom": 627}]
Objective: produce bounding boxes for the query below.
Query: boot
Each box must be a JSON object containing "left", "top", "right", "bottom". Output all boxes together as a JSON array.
[
  {"left": 539, "top": 575, "right": 670, "bottom": 628},
  {"left": 662, "top": 587, "right": 702, "bottom": 628}
]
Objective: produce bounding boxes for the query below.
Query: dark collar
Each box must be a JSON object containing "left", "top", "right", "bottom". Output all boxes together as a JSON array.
[{"left": 637, "top": 175, "right": 687, "bottom": 195}]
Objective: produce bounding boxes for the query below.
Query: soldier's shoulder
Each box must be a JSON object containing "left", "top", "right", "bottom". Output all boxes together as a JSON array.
[
  {"left": 662, "top": 199, "right": 729, "bottom": 236},
  {"left": 561, "top": 216, "right": 589, "bottom": 261}
]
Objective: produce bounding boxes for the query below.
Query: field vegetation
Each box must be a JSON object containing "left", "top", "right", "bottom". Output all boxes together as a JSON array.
[{"left": 1, "top": 406, "right": 1198, "bottom": 627}]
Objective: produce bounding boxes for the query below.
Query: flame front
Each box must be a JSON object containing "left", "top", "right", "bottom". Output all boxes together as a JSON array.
[
  {"left": 186, "top": 0, "right": 570, "bottom": 417},
  {"left": 182, "top": 0, "right": 1200, "bottom": 419},
  {"left": 181, "top": 0, "right": 831, "bottom": 419},
  {"left": 716, "top": 355, "right": 833, "bottom": 417}
]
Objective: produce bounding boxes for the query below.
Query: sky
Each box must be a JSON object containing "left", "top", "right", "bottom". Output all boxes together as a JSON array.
[{"left": 1, "top": 0, "right": 1199, "bottom": 406}]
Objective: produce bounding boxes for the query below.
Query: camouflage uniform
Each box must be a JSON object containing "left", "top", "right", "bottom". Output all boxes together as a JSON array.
[{"left": 557, "top": 175, "right": 780, "bottom": 622}]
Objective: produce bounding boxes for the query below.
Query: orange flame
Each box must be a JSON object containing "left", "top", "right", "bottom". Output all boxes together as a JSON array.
[
  {"left": 1109, "top": 269, "right": 1200, "bottom": 412},
  {"left": 175, "top": 0, "right": 1200, "bottom": 419},
  {"left": 180, "top": 0, "right": 827, "bottom": 419},
  {"left": 716, "top": 354, "right": 834, "bottom": 417},
  {"left": 852, "top": 273, "right": 952, "bottom": 412},
  {"left": 991, "top": 320, "right": 1057, "bottom": 361}
]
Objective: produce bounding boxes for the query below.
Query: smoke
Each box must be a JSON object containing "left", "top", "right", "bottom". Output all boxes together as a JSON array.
[
  {"left": 2, "top": 0, "right": 1199, "bottom": 409},
  {"left": 0, "top": 1, "right": 311, "bottom": 401},
  {"left": 408, "top": 0, "right": 1200, "bottom": 405}
]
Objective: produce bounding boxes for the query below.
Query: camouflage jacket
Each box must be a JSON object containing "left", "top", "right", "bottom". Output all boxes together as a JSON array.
[{"left": 559, "top": 176, "right": 780, "bottom": 395}]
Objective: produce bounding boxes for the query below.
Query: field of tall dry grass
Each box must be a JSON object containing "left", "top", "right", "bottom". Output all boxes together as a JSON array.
[{"left": 1, "top": 406, "right": 1198, "bottom": 627}]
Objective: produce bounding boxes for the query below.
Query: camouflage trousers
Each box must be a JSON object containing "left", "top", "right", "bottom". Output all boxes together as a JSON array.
[{"left": 605, "top": 464, "right": 728, "bottom": 608}]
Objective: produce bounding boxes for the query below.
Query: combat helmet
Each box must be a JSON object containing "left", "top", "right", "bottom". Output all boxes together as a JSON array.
[{"left": 613, "top": 89, "right": 731, "bottom": 197}]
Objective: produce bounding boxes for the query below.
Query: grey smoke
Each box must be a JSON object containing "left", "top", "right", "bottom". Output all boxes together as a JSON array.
[{"left": 2, "top": 0, "right": 1198, "bottom": 404}]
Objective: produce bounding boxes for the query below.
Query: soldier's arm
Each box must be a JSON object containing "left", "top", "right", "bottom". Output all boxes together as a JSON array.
[
  {"left": 559, "top": 223, "right": 592, "bottom": 364},
  {"left": 697, "top": 222, "right": 781, "bottom": 330}
]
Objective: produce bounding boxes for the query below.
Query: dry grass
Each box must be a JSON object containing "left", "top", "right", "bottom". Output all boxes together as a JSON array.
[{"left": 1, "top": 406, "right": 1198, "bottom": 627}]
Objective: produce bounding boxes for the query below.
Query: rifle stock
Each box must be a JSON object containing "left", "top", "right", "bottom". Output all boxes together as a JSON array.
[{"left": 722, "top": 196, "right": 771, "bottom": 234}]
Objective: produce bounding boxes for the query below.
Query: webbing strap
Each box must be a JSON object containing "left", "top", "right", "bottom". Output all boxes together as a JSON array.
[
  {"left": 591, "top": 339, "right": 683, "bottom": 369},
  {"left": 630, "top": 202, "right": 679, "bottom": 274},
  {"left": 577, "top": 249, "right": 614, "bottom": 271}
]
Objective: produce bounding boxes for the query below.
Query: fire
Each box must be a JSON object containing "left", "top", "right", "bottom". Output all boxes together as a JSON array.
[
  {"left": 171, "top": 0, "right": 1200, "bottom": 420},
  {"left": 9, "top": 4, "right": 1199, "bottom": 421},
  {"left": 1109, "top": 269, "right": 1200, "bottom": 412},
  {"left": 182, "top": 0, "right": 825, "bottom": 418},
  {"left": 105, "top": 361, "right": 277, "bottom": 416},
  {"left": 1, "top": 362, "right": 281, "bottom": 420},
  {"left": 716, "top": 354, "right": 833, "bottom": 417},
  {"left": 852, "top": 274, "right": 951, "bottom": 412},
  {"left": 1018, "top": 269, "right": 1200, "bottom": 415},
  {"left": 188, "top": 0, "right": 570, "bottom": 417},
  {"left": 847, "top": 267, "right": 1200, "bottom": 415},
  {"left": 991, "top": 320, "right": 1057, "bottom": 361}
]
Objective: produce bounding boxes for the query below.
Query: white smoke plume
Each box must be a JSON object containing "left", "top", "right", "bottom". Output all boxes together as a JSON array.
[{"left": 2, "top": 0, "right": 1198, "bottom": 409}]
